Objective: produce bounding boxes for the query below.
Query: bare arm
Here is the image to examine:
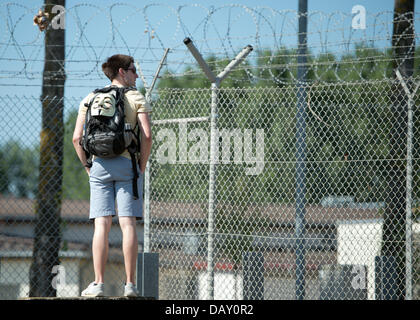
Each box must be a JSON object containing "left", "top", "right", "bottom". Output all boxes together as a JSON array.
[
  {"left": 137, "top": 112, "right": 152, "bottom": 173},
  {"left": 72, "top": 112, "right": 90, "bottom": 175}
]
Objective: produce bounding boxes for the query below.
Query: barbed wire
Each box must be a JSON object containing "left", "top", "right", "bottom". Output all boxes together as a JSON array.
[{"left": 0, "top": 2, "right": 419, "bottom": 87}]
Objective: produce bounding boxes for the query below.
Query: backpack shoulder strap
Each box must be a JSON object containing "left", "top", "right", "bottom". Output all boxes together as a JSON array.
[
  {"left": 123, "top": 86, "right": 137, "bottom": 93},
  {"left": 112, "top": 86, "right": 137, "bottom": 115},
  {"left": 93, "top": 86, "right": 118, "bottom": 94}
]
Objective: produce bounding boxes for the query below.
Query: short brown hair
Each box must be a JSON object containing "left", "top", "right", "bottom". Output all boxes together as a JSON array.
[{"left": 101, "top": 54, "right": 134, "bottom": 80}]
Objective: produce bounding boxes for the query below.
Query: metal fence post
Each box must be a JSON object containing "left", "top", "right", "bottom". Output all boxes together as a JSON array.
[
  {"left": 137, "top": 252, "right": 159, "bottom": 299},
  {"left": 243, "top": 252, "right": 264, "bottom": 300},
  {"left": 404, "top": 82, "right": 414, "bottom": 301},
  {"left": 296, "top": 0, "right": 308, "bottom": 301},
  {"left": 136, "top": 49, "right": 169, "bottom": 253},
  {"left": 143, "top": 161, "right": 151, "bottom": 253},
  {"left": 207, "top": 81, "right": 219, "bottom": 300},
  {"left": 375, "top": 255, "right": 398, "bottom": 300},
  {"left": 395, "top": 70, "right": 419, "bottom": 300},
  {"left": 184, "top": 38, "right": 252, "bottom": 300},
  {"left": 135, "top": 50, "right": 168, "bottom": 299}
]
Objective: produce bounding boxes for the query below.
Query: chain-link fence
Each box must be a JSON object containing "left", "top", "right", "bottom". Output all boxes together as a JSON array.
[
  {"left": 0, "top": 94, "right": 132, "bottom": 298},
  {"left": 0, "top": 80, "right": 419, "bottom": 300},
  {"left": 0, "top": 2, "right": 419, "bottom": 300},
  {"left": 147, "top": 82, "right": 419, "bottom": 300}
]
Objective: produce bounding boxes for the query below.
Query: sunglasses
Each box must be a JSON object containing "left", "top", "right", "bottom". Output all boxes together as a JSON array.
[{"left": 125, "top": 66, "right": 137, "bottom": 74}]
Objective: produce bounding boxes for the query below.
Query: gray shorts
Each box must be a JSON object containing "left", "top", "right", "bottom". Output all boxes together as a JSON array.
[{"left": 89, "top": 156, "right": 143, "bottom": 220}]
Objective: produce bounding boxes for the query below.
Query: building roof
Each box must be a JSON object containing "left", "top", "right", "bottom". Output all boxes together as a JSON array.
[
  {"left": 0, "top": 234, "right": 123, "bottom": 261},
  {"left": 0, "top": 196, "right": 383, "bottom": 224},
  {"left": 149, "top": 200, "right": 382, "bottom": 224},
  {"left": 0, "top": 196, "right": 89, "bottom": 219}
]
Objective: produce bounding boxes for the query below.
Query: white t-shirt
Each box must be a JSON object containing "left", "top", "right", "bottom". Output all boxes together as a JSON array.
[{"left": 78, "top": 86, "right": 152, "bottom": 160}]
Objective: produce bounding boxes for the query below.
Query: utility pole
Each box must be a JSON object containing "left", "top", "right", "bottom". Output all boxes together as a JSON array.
[{"left": 29, "top": 0, "right": 66, "bottom": 297}]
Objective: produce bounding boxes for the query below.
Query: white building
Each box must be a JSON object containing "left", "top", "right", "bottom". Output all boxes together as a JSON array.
[{"left": 337, "top": 219, "right": 420, "bottom": 300}]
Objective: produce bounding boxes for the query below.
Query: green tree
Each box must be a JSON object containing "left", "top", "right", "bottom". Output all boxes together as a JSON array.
[
  {"left": 153, "top": 42, "right": 420, "bottom": 210},
  {"left": 2, "top": 141, "right": 39, "bottom": 198},
  {"left": 0, "top": 142, "right": 39, "bottom": 197},
  {"left": 62, "top": 110, "right": 90, "bottom": 200},
  {"left": 0, "top": 148, "right": 8, "bottom": 194}
]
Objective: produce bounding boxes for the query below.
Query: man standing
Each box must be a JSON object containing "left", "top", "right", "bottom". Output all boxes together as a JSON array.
[{"left": 72, "top": 54, "right": 152, "bottom": 297}]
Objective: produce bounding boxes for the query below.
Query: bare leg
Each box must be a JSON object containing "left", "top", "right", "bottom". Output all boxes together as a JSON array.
[
  {"left": 92, "top": 216, "right": 112, "bottom": 284},
  {"left": 119, "top": 216, "right": 138, "bottom": 284}
]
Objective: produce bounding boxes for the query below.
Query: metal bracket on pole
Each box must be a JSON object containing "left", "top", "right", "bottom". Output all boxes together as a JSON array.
[
  {"left": 136, "top": 62, "right": 148, "bottom": 93},
  {"left": 217, "top": 45, "right": 253, "bottom": 82},
  {"left": 183, "top": 37, "right": 253, "bottom": 85},
  {"left": 149, "top": 48, "right": 170, "bottom": 100},
  {"left": 183, "top": 38, "right": 217, "bottom": 83},
  {"left": 395, "top": 69, "right": 420, "bottom": 99},
  {"left": 183, "top": 37, "right": 253, "bottom": 300},
  {"left": 136, "top": 48, "right": 169, "bottom": 102}
]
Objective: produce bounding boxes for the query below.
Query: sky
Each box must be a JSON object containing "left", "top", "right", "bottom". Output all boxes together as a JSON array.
[
  {"left": 0, "top": 0, "right": 399, "bottom": 95},
  {"left": 0, "top": 0, "right": 408, "bottom": 146}
]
